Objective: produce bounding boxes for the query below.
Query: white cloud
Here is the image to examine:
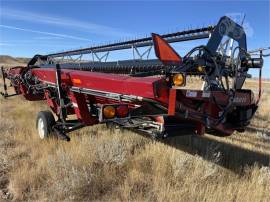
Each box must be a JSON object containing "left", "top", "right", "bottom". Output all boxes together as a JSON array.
[
  {"left": 34, "top": 36, "right": 65, "bottom": 40},
  {"left": 0, "top": 42, "right": 14, "bottom": 46},
  {"left": 0, "top": 24, "right": 93, "bottom": 42},
  {"left": 1, "top": 7, "right": 133, "bottom": 38}
]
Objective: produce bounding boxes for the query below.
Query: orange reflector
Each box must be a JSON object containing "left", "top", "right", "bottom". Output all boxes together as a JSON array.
[
  {"left": 72, "top": 78, "right": 82, "bottom": 84},
  {"left": 103, "top": 106, "right": 116, "bottom": 119},
  {"left": 116, "top": 105, "right": 129, "bottom": 118},
  {"left": 172, "top": 73, "right": 185, "bottom": 86}
]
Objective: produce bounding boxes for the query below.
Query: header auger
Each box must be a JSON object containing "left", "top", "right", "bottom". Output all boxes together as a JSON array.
[{"left": 1, "top": 16, "right": 267, "bottom": 141}]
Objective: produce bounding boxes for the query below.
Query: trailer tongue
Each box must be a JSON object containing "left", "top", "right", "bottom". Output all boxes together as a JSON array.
[{"left": 0, "top": 16, "right": 266, "bottom": 141}]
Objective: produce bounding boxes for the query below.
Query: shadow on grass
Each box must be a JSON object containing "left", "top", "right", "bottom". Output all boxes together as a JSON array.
[{"left": 160, "top": 133, "right": 270, "bottom": 173}]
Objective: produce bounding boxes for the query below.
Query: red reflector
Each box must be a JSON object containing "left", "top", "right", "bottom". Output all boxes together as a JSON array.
[
  {"left": 116, "top": 105, "right": 129, "bottom": 118},
  {"left": 168, "top": 89, "right": 176, "bottom": 116}
]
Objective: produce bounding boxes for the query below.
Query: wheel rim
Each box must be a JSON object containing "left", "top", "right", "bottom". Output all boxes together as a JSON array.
[{"left": 37, "top": 118, "right": 45, "bottom": 139}]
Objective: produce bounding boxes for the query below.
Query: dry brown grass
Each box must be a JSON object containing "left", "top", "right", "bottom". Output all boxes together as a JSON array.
[{"left": 0, "top": 79, "right": 270, "bottom": 201}]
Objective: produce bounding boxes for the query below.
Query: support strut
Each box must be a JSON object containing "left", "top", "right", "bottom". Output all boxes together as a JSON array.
[
  {"left": 0, "top": 66, "right": 8, "bottom": 98},
  {"left": 55, "top": 64, "right": 67, "bottom": 122}
]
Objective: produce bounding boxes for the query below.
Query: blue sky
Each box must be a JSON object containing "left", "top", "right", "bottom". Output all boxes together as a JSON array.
[{"left": 0, "top": 0, "right": 269, "bottom": 77}]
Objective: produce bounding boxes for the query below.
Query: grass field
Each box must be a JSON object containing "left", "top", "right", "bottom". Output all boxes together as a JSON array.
[{"left": 0, "top": 63, "right": 270, "bottom": 201}]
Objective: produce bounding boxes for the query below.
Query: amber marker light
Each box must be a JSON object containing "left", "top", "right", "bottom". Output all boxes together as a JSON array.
[
  {"left": 103, "top": 106, "right": 116, "bottom": 119},
  {"left": 197, "top": 66, "right": 204, "bottom": 73},
  {"left": 172, "top": 73, "right": 185, "bottom": 86}
]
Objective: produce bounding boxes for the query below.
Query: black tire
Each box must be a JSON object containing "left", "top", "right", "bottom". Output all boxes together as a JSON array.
[{"left": 36, "top": 111, "right": 56, "bottom": 139}]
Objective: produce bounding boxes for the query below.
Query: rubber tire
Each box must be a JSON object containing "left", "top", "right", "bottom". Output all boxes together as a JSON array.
[{"left": 36, "top": 111, "right": 56, "bottom": 139}]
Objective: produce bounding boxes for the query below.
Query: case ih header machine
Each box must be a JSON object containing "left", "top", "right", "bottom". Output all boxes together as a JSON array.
[{"left": 0, "top": 16, "right": 267, "bottom": 141}]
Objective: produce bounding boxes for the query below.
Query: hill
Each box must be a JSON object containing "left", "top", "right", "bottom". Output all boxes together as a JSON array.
[{"left": 0, "top": 55, "right": 30, "bottom": 67}]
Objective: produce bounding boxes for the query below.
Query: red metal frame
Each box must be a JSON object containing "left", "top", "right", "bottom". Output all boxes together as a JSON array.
[
  {"left": 32, "top": 68, "right": 164, "bottom": 100},
  {"left": 4, "top": 65, "right": 256, "bottom": 136}
]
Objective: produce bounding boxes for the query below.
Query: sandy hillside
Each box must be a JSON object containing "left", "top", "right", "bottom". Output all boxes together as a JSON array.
[{"left": 0, "top": 55, "right": 30, "bottom": 67}]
